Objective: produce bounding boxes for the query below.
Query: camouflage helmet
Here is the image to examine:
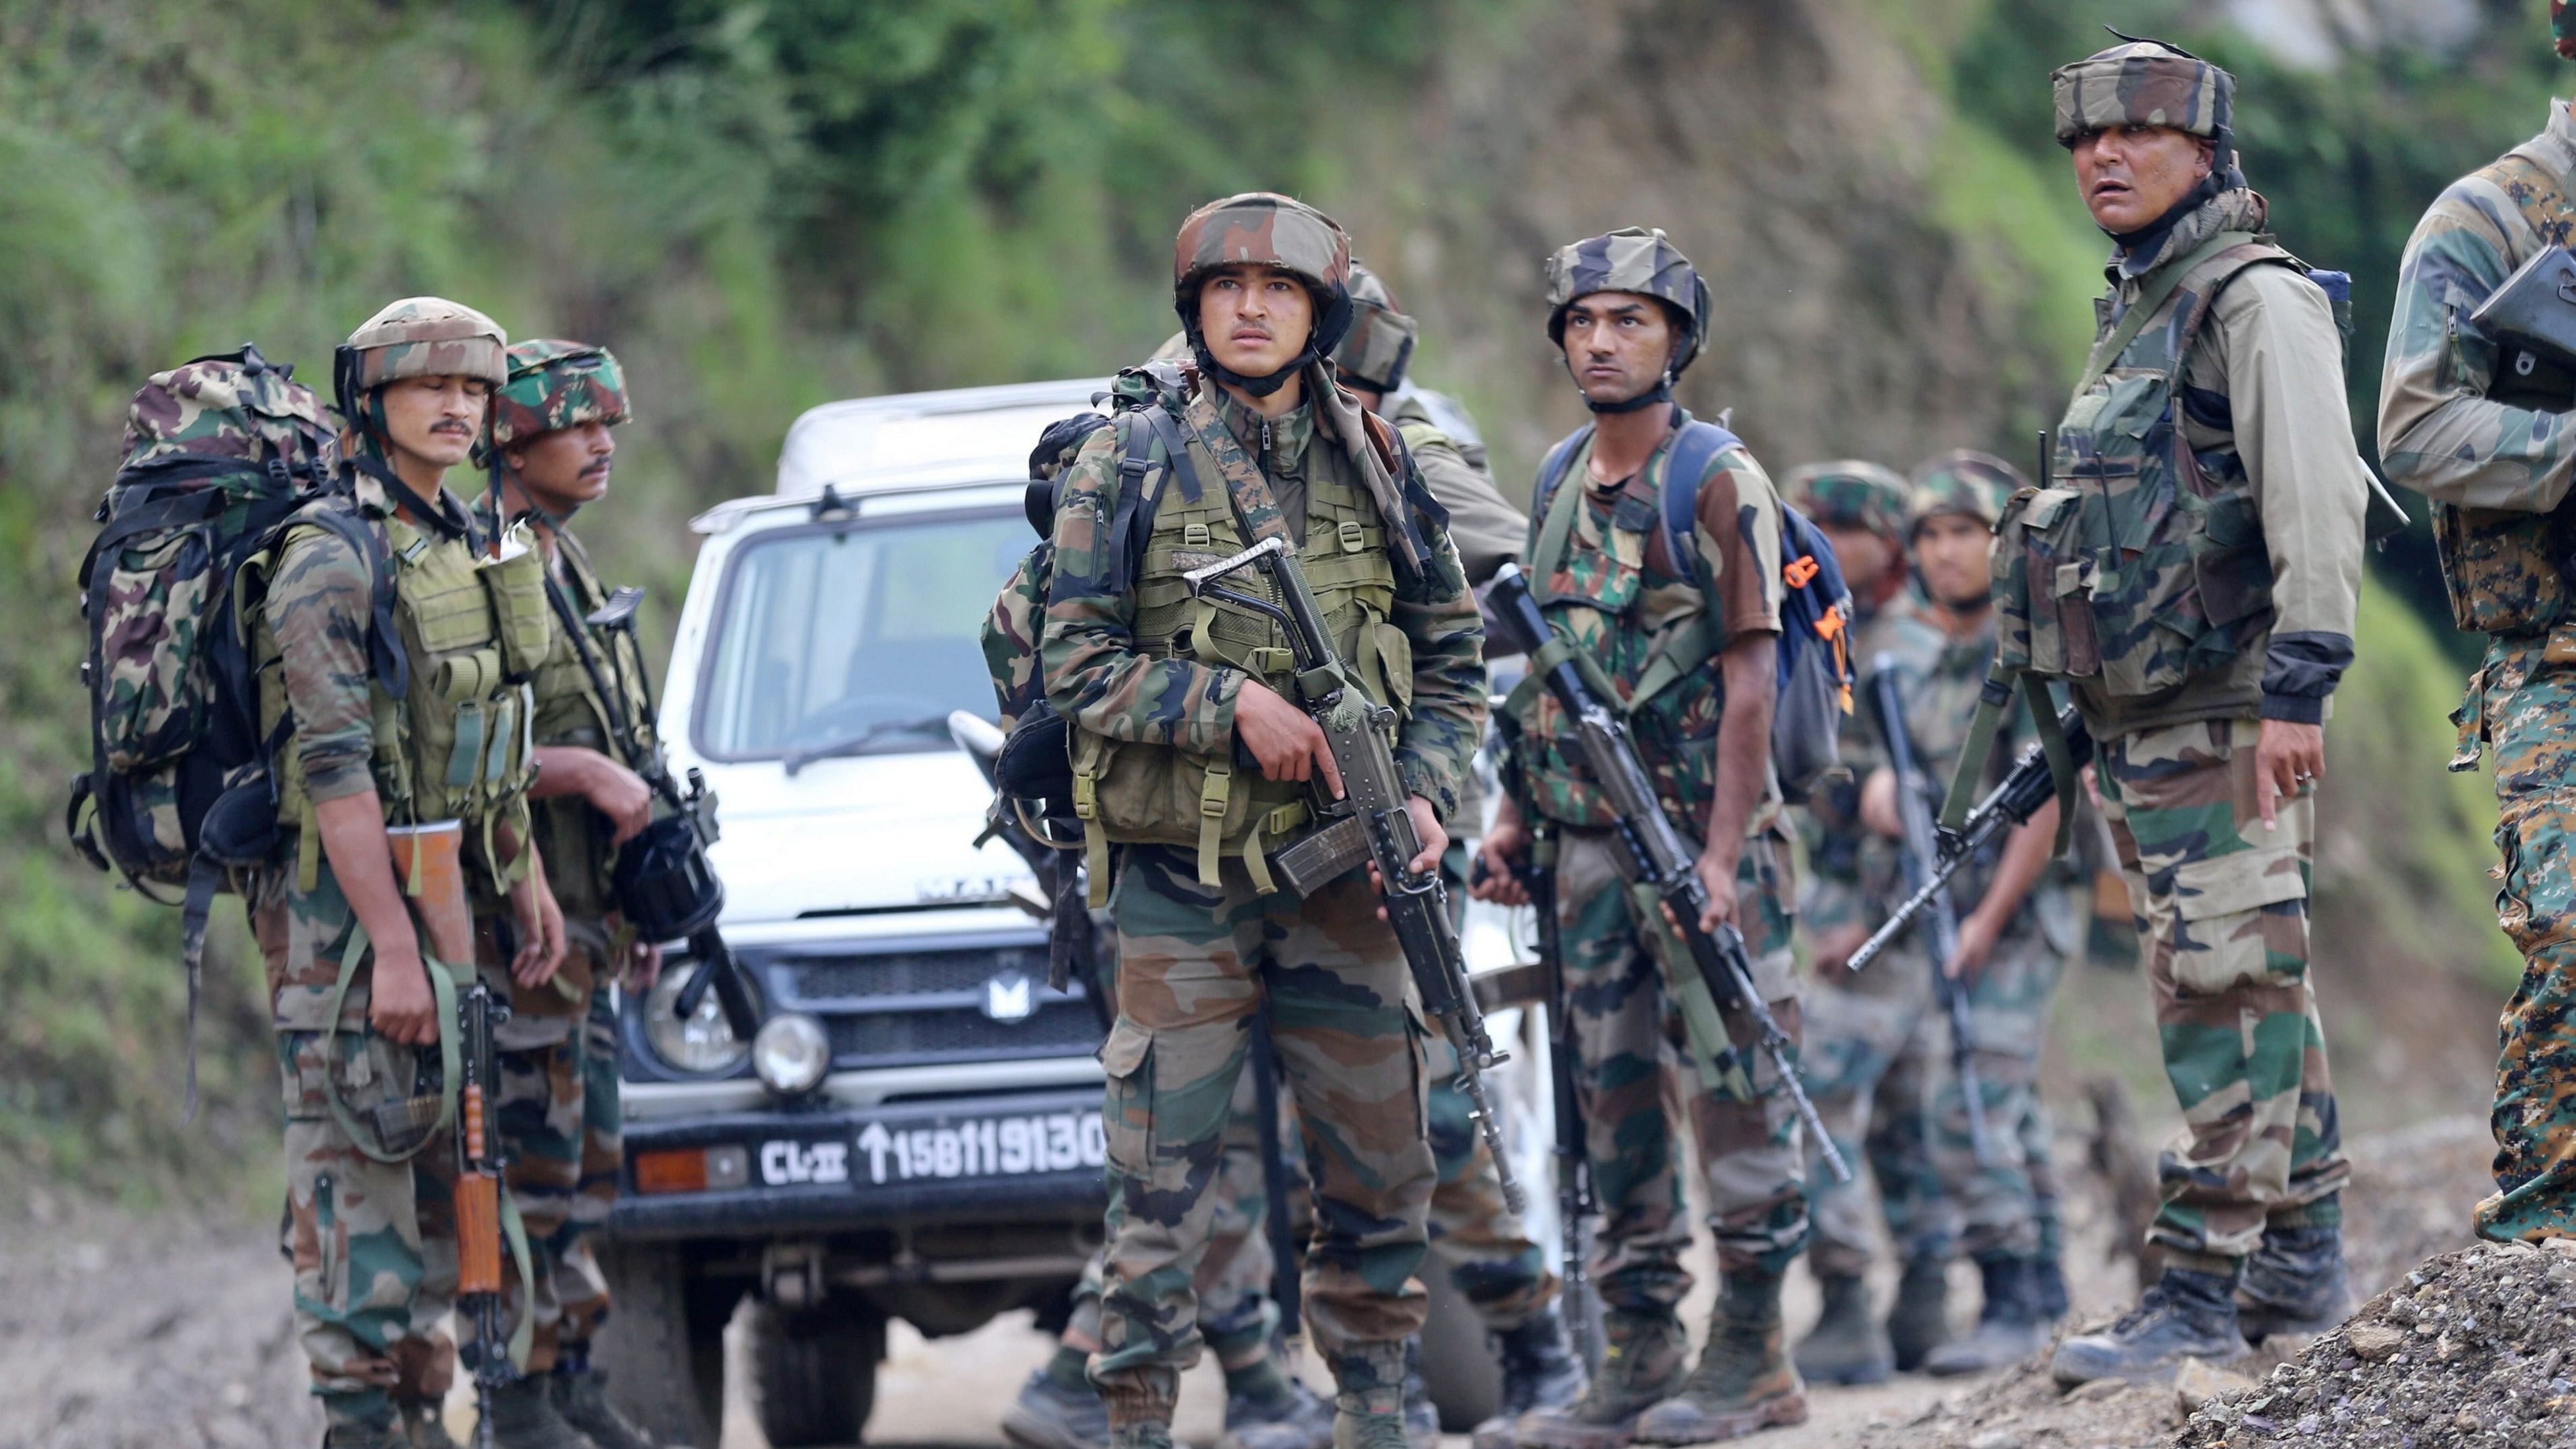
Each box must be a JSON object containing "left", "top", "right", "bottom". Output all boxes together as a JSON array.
[
  {"left": 490, "top": 340, "right": 630, "bottom": 449},
  {"left": 2052, "top": 38, "right": 2232, "bottom": 149},
  {"left": 1784, "top": 461, "right": 1909, "bottom": 543},
  {"left": 1334, "top": 261, "right": 1418, "bottom": 395},
  {"left": 1906, "top": 449, "right": 2027, "bottom": 533},
  {"left": 1171, "top": 193, "right": 1355, "bottom": 395},
  {"left": 1542, "top": 227, "right": 1711, "bottom": 376},
  {"left": 2557, "top": 0, "right": 2576, "bottom": 59},
  {"left": 340, "top": 296, "right": 508, "bottom": 392}
]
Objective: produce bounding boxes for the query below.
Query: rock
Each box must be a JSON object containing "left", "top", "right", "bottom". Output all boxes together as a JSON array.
[
  {"left": 2347, "top": 1323, "right": 2406, "bottom": 1362},
  {"left": 1967, "top": 1432, "right": 2021, "bottom": 1449},
  {"left": 2174, "top": 1358, "right": 2257, "bottom": 1411},
  {"left": 2063, "top": 1378, "right": 2129, "bottom": 1404}
]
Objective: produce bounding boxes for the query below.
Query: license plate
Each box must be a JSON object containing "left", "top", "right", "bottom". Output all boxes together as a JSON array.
[{"left": 765, "top": 1109, "right": 1107, "bottom": 1189}]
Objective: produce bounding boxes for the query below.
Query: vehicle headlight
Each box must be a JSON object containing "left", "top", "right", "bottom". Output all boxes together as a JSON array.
[
  {"left": 644, "top": 959, "right": 755, "bottom": 1075},
  {"left": 752, "top": 1013, "right": 832, "bottom": 1096}
]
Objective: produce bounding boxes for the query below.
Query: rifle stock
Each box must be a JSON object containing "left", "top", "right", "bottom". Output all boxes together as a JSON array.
[
  {"left": 1485, "top": 565, "right": 1851, "bottom": 1186},
  {"left": 1183, "top": 538, "right": 1523, "bottom": 1215}
]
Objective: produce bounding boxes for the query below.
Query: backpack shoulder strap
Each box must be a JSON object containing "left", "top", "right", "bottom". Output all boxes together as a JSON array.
[
  {"left": 293, "top": 491, "right": 411, "bottom": 703},
  {"left": 1524, "top": 426, "right": 1595, "bottom": 603},
  {"left": 1098, "top": 403, "right": 1197, "bottom": 588},
  {"left": 1656, "top": 417, "right": 1745, "bottom": 592}
]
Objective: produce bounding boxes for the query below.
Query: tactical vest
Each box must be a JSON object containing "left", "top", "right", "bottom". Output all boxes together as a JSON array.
[
  {"left": 1997, "top": 232, "right": 2289, "bottom": 696},
  {"left": 260, "top": 483, "right": 549, "bottom": 903},
  {"left": 2430, "top": 151, "right": 2576, "bottom": 636},
  {"left": 1071, "top": 394, "right": 1406, "bottom": 894},
  {"left": 527, "top": 530, "right": 658, "bottom": 919}
]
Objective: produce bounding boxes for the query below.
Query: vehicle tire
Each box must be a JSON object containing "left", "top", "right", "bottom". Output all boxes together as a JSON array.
[
  {"left": 594, "top": 1241, "right": 729, "bottom": 1448},
  {"left": 1417, "top": 1268, "right": 1501, "bottom": 1432},
  {"left": 748, "top": 1298, "right": 885, "bottom": 1447}
]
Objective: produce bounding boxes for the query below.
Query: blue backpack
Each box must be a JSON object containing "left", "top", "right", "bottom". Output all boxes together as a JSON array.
[{"left": 1529, "top": 414, "right": 1853, "bottom": 801}]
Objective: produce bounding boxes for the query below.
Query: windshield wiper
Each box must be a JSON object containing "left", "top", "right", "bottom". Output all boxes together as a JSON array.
[{"left": 780, "top": 716, "right": 952, "bottom": 776}]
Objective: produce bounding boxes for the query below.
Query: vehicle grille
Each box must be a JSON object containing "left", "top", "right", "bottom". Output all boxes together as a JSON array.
[{"left": 748, "top": 935, "right": 1100, "bottom": 1068}]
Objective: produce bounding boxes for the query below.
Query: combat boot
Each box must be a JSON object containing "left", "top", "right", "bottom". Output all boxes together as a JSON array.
[
  {"left": 555, "top": 1368, "right": 670, "bottom": 1449},
  {"left": 1790, "top": 1273, "right": 1892, "bottom": 1386},
  {"left": 1101, "top": 1378, "right": 1178, "bottom": 1449},
  {"left": 1400, "top": 1340, "right": 1439, "bottom": 1449},
  {"left": 1512, "top": 1311, "right": 1686, "bottom": 1449},
  {"left": 483, "top": 1375, "right": 600, "bottom": 1449},
  {"left": 1005, "top": 1350, "right": 1112, "bottom": 1449},
  {"left": 1329, "top": 1343, "right": 1412, "bottom": 1449},
  {"left": 2236, "top": 1225, "right": 2352, "bottom": 1342},
  {"left": 1218, "top": 1349, "right": 1334, "bottom": 1449},
  {"left": 1470, "top": 1313, "right": 1587, "bottom": 1449},
  {"left": 325, "top": 1412, "right": 411, "bottom": 1449},
  {"left": 392, "top": 1397, "right": 461, "bottom": 1449},
  {"left": 2031, "top": 1248, "right": 2069, "bottom": 1324},
  {"left": 1883, "top": 1254, "right": 1952, "bottom": 1371},
  {"left": 2049, "top": 1263, "right": 2248, "bottom": 1387},
  {"left": 1922, "top": 1256, "right": 2051, "bottom": 1377},
  {"left": 1631, "top": 1270, "right": 1806, "bottom": 1444}
]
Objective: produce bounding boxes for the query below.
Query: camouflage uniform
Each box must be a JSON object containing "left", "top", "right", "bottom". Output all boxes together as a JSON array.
[
  {"left": 253, "top": 299, "right": 530, "bottom": 1440},
  {"left": 471, "top": 341, "right": 648, "bottom": 1384},
  {"left": 2029, "top": 44, "right": 2366, "bottom": 1383},
  {"left": 2380, "top": 91, "right": 2576, "bottom": 1244},
  {"left": 1777, "top": 463, "right": 1945, "bottom": 1289},
  {"left": 1045, "top": 195, "right": 1483, "bottom": 1430}
]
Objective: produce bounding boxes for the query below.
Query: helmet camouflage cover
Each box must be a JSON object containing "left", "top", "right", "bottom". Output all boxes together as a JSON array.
[
  {"left": 1907, "top": 449, "right": 2027, "bottom": 532},
  {"left": 2052, "top": 40, "right": 2232, "bottom": 147},
  {"left": 1173, "top": 192, "right": 1352, "bottom": 303},
  {"left": 1784, "top": 460, "right": 1909, "bottom": 542},
  {"left": 1335, "top": 261, "right": 1418, "bottom": 393},
  {"left": 1542, "top": 226, "right": 1709, "bottom": 372},
  {"left": 492, "top": 339, "right": 630, "bottom": 447},
  {"left": 342, "top": 296, "right": 509, "bottom": 391}
]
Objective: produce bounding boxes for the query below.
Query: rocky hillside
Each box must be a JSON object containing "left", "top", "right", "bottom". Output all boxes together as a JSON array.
[{"left": 0, "top": 0, "right": 2538, "bottom": 1194}]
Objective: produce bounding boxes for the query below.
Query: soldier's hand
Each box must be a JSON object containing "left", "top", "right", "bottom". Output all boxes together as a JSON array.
[
  {"left": 1367, "top": 796, "right": 1451, "bottom": 917},
  {"left": 1691, "top": 850, "right": 1739, "bottom": 935},
  {"left": 1472, "top": 819, "right": 1529, "bottom": 906},
  {"left": 1949, "top": 909, "right": 2002, "bottom": 984},
  {"left": 1857, "top": 767, "right": 1902, "bottom": 839},
  {"left": 510, "top": 867, "right": 568, "bottom": 988},
  {"left": 2253, "top": 719, "right": 2324, "bottom": 830},
  {"left": 587, "top": 757, "right": 655, "bottom": 846},
  {"left": 369, "top": 937, "right": 442, "bottom": 1046},
  {"left": 1809, "top": 920, "right": 1868, "bottom": 977},
  {"left": 627, "top": 939, "right": 664, "bottom": 992},
  {"left": 1235, "top": 678, "right": 1343, "bottom": 797}
]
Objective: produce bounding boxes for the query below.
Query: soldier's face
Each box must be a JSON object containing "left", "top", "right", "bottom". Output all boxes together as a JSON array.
[
  {"left": 2071, "top": 124, "right": 2215, "bottom": 234},
  {"left": 1818, "top": 522, "right": 1894, "bottom": 596},
  {"left": 378, "top": 374, "right": 492, "bottom": 474},
  {"left": 1560, "top": 293, "right": 1677, "bottom": 406},
  {"left": 507, "top": 420, "right": 617, "bottom": 512},
  {"left": 1913, "top": 512, "right": 1994, "bottom": 609},
  {"left": 1197, "top": 265, "right": 1314, "bottom": 376}
]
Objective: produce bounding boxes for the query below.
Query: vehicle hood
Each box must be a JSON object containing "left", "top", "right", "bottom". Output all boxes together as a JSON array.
[{"left": 700, "top": 748, "right": 1037, "bottom": 925}]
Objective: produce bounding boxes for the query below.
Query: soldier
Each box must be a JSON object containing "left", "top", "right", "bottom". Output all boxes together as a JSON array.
[
  {"left": 480, "top": 339, "right": 675, "bottom": 1448},
  {"left": 2379, "top": 7, "right": 2576, "bottom": 1248},
  {"left": 1331, "top": 260, "right": 1586, "bottom": 1449},
  {"left": 1860, "top": 455, "right": 2071, "bottom": 1377},
  {"left": 1775, "top": 461, "right": 1951, "bottom": 1385},
  {"left": 1474, "top": 228, "right": 1810, "bottom": 1445},
  {"left": 256, "top": 297, "right": 567, "bottom": 1448},
  {"left": 1041, "top": 192, "right": 1484, "bottom": 1449},
  {"left": 2012, "top": 41, "right": 2365, "bottom": 1385}
]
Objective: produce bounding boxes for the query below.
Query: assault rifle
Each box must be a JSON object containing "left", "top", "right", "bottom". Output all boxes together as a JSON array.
[
  {"left": 541, "top": 580, "right": 761, "bottom": 1041},
  {"left": 456, "top": 974, "right": 512, "bottom": 1448},
  {"left": 1865, "top": 655, "right": 1994, "bottom": 1167},
  {"left": 1182, "top": 536, "right": 1523, "bottom": 1215},
  {"left": 1845, "top": 703, "right": 2095, "bottom": 975},
  {"left": 1483, "top": 565, "right": 1850, "bottom": 1184}
]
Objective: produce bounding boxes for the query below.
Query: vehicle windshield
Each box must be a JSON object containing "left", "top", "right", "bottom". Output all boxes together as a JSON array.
[{"left": 696, "top": 506, "right": 1027, "bottom": 761}]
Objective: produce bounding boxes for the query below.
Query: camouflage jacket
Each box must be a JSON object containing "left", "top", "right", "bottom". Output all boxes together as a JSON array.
[
  {"left": 2379, "top": 99, "right": 2576, "bottom": 636},
  {"left": 1381, "top": 388, "right": 1522, "bottom": 585},
  {"left": 1514, "top": 414, "right": 1785, "bottom": 832},
  {"left": 1039, "top": 372, "right": 1485, "bottom": 823},
  {"left": 2052, "top": 188, "right": 2367, "bottom": 738}
]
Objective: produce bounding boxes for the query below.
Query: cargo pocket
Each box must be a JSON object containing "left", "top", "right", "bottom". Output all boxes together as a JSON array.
[
  {"left": 2167, "top": 847, "right": 2308, "bottom": 994},
  {"left": 2495, "top": 798, "right": 2576, "bottom": 958},
  {"left": 1099, "top": 1018, "right": 1156, "bottom": 1179}
]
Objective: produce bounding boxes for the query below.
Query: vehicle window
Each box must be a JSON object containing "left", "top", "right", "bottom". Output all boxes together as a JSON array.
[{"left": 696, "top": 507, "right": 1027, "bottom": 759}]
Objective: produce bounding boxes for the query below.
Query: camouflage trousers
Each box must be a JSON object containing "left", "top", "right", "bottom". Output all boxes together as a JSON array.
[
  {"left": 1921, "top": 925, "right": 2067, "bottom": 1263},
  {"left": 2096, "top": 717, "right": 2348, "bottom": 1265},
  {"left": 2462, "top": 640, "right": 2576, "bottom": 1242},
  {"left": 1092, "top": 844, "right": 1435, "bottom": 1417},
  {"left": 1797, "top": 958, "right": 1944, "bottom": 1277},
  {"left": 1552, "top": 825, "right": 1808, "bottom": 1309},
  {"left": 550, "top": 976, "right": 625, "bottom": 1350}
]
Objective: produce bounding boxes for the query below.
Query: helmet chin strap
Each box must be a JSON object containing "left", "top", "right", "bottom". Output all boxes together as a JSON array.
[
  {"left": 1187, "top": 330, "right": 1316, "bottom": 398},
  {"left": 1578, "top": 366, "right": 1674, "bottom": 415}
]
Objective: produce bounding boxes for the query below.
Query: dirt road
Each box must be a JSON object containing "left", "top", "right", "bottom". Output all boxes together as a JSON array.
[{"left": 0, "top": 1117, "right": 2490, "bottom": 1449}]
